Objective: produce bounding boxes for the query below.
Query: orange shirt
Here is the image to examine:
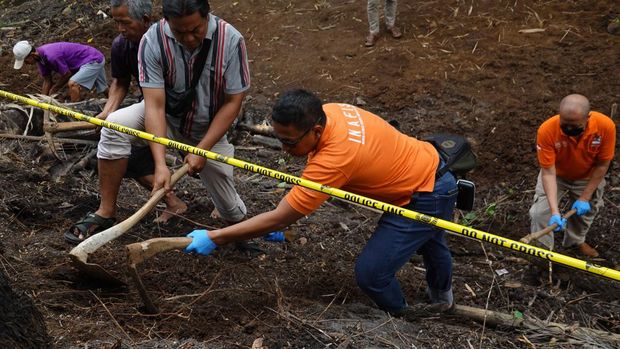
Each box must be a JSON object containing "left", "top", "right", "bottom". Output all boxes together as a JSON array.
[
  {"left": 285, "top": 103, "right": 439, "bottom": 215},
  {"left": 536, "top": 111, "right": 616, "bottom": 180}
]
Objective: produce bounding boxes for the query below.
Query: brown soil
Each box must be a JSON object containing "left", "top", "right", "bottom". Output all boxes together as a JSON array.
[{"left": 0, "top": 1, "right": 619, "bottom": 348}]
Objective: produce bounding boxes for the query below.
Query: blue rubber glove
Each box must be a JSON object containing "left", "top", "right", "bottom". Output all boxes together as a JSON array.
[
  {"left": 263, "top": 231, "right": 286, "bottom": 242},
  {"left": 548, "top": 214, "right": 566, "bottom": 232},
  {"left": 571, "top": 200, "right": 591, "bottom": 216},
  {"left": 184, "top": 229, "right": 217, "bottom": 256}
]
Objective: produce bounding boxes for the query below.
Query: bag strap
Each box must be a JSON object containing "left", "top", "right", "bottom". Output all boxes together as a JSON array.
[{"left": 189, "top": 38, "right": 211, "bottom": 89}]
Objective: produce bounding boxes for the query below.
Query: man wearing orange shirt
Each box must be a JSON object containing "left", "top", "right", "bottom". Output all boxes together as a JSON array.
[
  {"left": 183, "top": 89, "right": 458, "bottom": 316},
  {"left": 529, "top": 94, "right": 616, "bottom": 257}
]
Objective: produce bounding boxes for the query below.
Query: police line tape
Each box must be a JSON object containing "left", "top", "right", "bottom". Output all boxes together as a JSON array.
[{"left": 1, "top": 89, "right": 618, "bottom": 282}]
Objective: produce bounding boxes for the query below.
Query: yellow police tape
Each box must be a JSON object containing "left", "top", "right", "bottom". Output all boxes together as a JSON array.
[{"left": 1, "top": 89, "right": 618, "bottom": 282}]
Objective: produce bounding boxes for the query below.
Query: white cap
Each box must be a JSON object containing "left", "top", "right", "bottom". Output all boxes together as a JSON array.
[{"left": 13, "top": 40, "right": 33, "bottom": 70}]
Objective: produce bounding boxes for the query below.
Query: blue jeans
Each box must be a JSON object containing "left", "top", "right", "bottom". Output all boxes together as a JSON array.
[{"left": 354, "top": 170, "right": 458, "bottom": 314}]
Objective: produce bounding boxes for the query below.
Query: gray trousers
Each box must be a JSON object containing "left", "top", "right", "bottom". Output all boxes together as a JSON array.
[
  {"left": 528, "top": 171, "right": 605, "bottom": 250},
  {"left": 97, "top": 101, "right": 247, "bottom": 223},
  {"left": 367, "top": 0, "right": 398, "bottom": 34}
]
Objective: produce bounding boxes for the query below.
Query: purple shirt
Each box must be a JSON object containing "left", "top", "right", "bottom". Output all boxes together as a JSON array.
[{"left": 36, "top": 42, "right": 104, "bottom": 77}]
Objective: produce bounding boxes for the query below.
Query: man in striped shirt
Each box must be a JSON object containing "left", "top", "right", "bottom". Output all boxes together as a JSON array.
[{"left": 72, "top": 0, "right": 250, "bottom": 242}]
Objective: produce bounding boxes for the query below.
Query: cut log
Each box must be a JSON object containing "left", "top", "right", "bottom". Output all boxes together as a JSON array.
[{"left": 453, "top": 304, "right": 620, "bottom": 344}]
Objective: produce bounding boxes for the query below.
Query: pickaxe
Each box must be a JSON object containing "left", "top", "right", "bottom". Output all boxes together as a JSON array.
[
  {"left": 68, "top": 164, "right": 189, "bottom": 284},
  {"left": 125, "top": 231, "right": 296, "bottom": 313}
]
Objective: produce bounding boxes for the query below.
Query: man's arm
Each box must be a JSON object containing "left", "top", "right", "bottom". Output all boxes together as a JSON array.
[
  {"left": 208, "top": 198, "right": 305, "bottom": 245},
  {"left": 97, "top": 77, "right": 130, "bottom": 119},
  {"left": 579, "top": 160, "right": 611, "bottom": 202},
  {"left": 49, "top": 72, "right": 72, "bottom": 95},
  {"left": 41, "top": 76, "right": 53, "bottom": 95},
  {"left": 184, "top": 92, "right": 244, "bottom": 173},
  {"left": 143, "top": 87, "right": 171, "bottom": 192},
  {"left": 541, "top": 166, "right": 560, "bottom": 215}
]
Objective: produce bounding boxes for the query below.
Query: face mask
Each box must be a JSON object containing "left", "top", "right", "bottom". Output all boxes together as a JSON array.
[{"left": 561, "top": 124, "right": 584, "bottom": 137}]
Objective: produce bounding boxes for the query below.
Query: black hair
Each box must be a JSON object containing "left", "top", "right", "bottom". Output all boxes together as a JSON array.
[
  {"left": 271, "top": 89, "right": 326, "bottom": 130},
  {"left": 162, "top": 0, "right": 210, "bottom": 19}
]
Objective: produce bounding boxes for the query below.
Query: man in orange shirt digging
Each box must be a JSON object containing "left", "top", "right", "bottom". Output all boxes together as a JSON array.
[
  {"left": 529, "top": 94, "right": 616, "bottom": 257},
  {"left": 183, "top": 89, "right": 458, "bottom": 316}
]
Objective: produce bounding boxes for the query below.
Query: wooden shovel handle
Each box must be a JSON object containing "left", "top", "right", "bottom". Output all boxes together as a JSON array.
[
  {"left": 126, "top": 237, "right": 192, "bottom": 266},
  {"left": 520, "top": 209, "right": 577, "bottom": 244}
]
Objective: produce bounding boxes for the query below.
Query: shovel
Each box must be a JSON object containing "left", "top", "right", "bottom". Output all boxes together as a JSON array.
[{"left": 68, "top": 164, "right": 189, "bottom": 284}]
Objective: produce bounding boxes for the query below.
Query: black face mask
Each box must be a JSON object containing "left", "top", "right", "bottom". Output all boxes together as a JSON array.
[{"left": 561, "top": 124, "right": 584, "bottom": 137}]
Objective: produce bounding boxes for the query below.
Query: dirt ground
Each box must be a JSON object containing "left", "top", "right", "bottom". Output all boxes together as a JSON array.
[{"left": 0, "top": 0, "right": 619, "bottom": 348}]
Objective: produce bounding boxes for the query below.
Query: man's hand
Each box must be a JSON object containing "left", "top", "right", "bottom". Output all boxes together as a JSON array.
[
  {"left": 152, "top": 165, "right": 172, "bottom": 195},
  {"left": 548, "top": 214, "right": 567, "bottom": 232},
  {"left": 184, "top": 229, "right": 217, "bottom": 256},
  {"left": 571, "top": 200, "right": 591, "bottom": 216},
  {"left": 184, "top": 153, "right": 207, "bottom": 175},
  {"left": 95, "top": 111, "right": 109, "bottom": 120}
]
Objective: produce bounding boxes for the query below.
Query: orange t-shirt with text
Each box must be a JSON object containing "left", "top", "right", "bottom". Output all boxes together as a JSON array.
[
  {"left": 285, "top": 103, "right": 440, "bottom": 215},
  {"left": 536, "top": 111, "right": 616, "bottom": 180}
]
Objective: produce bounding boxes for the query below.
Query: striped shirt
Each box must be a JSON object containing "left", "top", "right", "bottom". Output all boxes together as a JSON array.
[{"left": 138, "top": 14, "right": 250, "bottom": 141}]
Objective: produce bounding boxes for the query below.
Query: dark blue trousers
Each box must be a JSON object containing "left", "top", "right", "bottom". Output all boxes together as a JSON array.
[{"left": 354, "top": 170, "right": 458, "bottom": 314}]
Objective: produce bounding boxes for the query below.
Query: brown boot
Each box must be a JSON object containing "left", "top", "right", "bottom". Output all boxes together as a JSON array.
[
  {"left": 387, "top": 25, "right": 402, "bottom": 38},
  {"left": 577, "top": 243, "right": 599, "bottom": 258},
  {"left": 365, "top": 33, "right": 379, "bottom": 47}
]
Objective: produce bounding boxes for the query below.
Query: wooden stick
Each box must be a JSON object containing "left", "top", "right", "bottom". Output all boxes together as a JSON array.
[
  {"left": 0, "top": 133, "right": 97, "bottom": 145},
  {"left": 519, "top": 209, "right": 576, "bottom": 244}
]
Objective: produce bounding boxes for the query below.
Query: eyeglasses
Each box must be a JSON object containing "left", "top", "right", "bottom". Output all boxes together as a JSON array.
[{"left": 275, "top": 115, "right": 324, "bottom": 147}]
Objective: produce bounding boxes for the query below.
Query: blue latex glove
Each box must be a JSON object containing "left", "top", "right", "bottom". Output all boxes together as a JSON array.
[
  {"left": 548, "top": 214, "right": 566, "bottom": 232},
  {"left": 571, "top": 200, "right": 591, "bottom": 216},
  {"left": 184, "top": 229, "right": 217, "bottom": 256},
  {"left": 263, "top": 231, "right": 286, "bottom": 242}
]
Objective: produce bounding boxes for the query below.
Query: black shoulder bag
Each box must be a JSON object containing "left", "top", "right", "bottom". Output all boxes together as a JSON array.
[{"left": 423, "top": 133, "right": 478, "bottom": 211}]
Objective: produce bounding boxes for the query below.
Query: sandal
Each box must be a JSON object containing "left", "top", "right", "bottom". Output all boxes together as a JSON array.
[{"left": 64, "top": 213, "right": 116, "bottom": 245}]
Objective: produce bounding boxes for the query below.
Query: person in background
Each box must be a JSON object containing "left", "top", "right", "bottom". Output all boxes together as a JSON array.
[
  {"left": 365, "top": 0, "right": 402, "bottom": 47},
  {"left": 529, "top": 94, "right": 616, "bottom": 257},
  {"left": 12, "top": 40, "right": 106, "bottom": 102}
]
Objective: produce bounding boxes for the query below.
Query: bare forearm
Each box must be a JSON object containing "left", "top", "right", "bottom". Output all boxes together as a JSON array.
[
  {"left": 50, "top": 73, "right": 71, "bottom": 94},
  {"left": 196, "top": 93, "right": 244, "bottom": 150},
  {"left": 541, "top": 168, "right": 559, "bottom": 215},
  {"left": 41, "top": 78, "right": 52, "bottom": 95},
  {"left": 99, "top": 78, "right": 129, "bottom": 119},
  {"left": 208, "top": 199, "right": 303, "bottom": 245},
  {"left": 143, "top": 88, "right": 168, "bottom": 167}
]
